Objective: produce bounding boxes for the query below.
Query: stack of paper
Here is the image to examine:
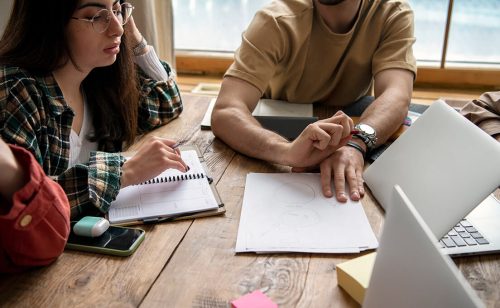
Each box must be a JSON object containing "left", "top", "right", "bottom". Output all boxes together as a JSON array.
[{"left": 235, "top": 173, "right": 378, "bottom": 253}]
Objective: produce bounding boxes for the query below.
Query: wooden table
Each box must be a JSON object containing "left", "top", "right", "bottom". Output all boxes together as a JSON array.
[{"left": 1, "top": 94, "right": 499, "bottom": 307}]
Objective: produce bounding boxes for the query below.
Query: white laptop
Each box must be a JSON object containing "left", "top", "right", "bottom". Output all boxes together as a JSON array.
[
  {"left": 363, "top": 185, "right": 484, "bottom": 308},
  {"left": 364, "top": 100, "right": 500, "bottom": 256}
]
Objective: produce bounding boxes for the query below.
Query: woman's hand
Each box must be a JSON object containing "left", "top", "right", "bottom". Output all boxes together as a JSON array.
[
  {"left": 124, "top": 15, "right": 149, "bottom": 55},
  {"left": 120, "top": 137, "right": 188, "bottom": 188}
]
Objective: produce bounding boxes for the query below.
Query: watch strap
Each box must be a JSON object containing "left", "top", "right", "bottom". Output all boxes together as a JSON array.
[{"left": 132, "top": 36, "right": 147, "bottom": 56}]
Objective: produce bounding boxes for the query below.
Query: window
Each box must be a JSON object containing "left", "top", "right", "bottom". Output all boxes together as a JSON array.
[
  {"left": 173, "top": 0, "right": 268, "bottom": 52},
  {"left": 446, "top": 0, "right": 500, "bottom": 67},
  {"left": 410, "top": 0, "right": 500, "bottom": 68},
  {"left": 173, "top": 0, "right": 500, "bottom": 85}
]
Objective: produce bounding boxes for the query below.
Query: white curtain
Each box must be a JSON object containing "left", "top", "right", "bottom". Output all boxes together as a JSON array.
[
  {"left": 128, "top": 0, "right": 175, "bottom": 67},
  {"left": 0, "top": 0, "right": 14, "bottom": 37},
  {"left": 1, "top": 1, "right": 175, "bottom": 66}
]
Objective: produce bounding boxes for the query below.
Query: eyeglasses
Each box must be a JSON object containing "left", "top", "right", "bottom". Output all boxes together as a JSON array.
[{"left": 71, "top": 2, "right": 135, "bottom": 34}]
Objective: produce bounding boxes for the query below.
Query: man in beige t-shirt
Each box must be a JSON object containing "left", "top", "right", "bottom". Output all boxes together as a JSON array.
[
  {"left": 460, "top": 91, "right": 500, "bottom": 142},
  {"left": 212, "top": 0, "right": 417, "bottom": 202}
]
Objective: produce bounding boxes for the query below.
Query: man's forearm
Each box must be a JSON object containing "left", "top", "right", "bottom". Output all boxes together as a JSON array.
[
  {"left": 358, "top": 88, "right": 410, "bottom": 147},
  {"left": 356, "top": 69, "right": 414, "bottom": 149},
  {"left": 212, "top": 105, "right": 290, "bottom": 164}
]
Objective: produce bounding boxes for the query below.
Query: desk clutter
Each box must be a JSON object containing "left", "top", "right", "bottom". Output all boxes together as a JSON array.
[{"left": 3, "top": 94, "right": 498, "bottom": 307}]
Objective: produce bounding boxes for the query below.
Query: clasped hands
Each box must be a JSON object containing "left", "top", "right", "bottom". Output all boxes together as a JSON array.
[{"left": 284, "top": 111, "right": 365, "bottom": 202}]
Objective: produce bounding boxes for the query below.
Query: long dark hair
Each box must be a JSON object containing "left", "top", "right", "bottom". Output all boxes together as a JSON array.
[{"left": 0, "top": 0, "right": 140, "bottom": 149}]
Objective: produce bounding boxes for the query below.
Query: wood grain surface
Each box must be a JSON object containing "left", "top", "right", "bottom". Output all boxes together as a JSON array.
[{"left": 1, "top": 94, "right": 498, "bottom": 308}]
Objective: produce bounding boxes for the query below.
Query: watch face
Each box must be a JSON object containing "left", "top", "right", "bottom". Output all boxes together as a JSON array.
[{"left": 359, "top": 124, "right": 375, "bottom": 135}]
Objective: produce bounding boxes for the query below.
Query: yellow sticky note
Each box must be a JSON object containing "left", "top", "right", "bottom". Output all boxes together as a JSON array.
[{"left": 336, "top": 252, "right": 377, "bottom": 304}]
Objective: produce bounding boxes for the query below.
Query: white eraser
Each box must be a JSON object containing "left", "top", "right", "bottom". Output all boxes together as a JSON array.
[{"left": 73, "top": 216, "right": 110, "bottom": 237}]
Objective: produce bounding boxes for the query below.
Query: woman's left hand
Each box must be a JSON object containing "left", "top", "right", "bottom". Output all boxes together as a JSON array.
[{"left": 124, "top": 16, "right": 149, "bottom": 55}]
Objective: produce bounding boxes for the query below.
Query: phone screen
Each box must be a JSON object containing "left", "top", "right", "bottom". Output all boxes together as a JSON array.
[{"left": 67, "top": 221, "right": 144, "bottom": 251}]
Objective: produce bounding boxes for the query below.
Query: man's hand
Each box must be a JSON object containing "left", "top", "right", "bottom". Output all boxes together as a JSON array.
[
  {"left": 284, "top": 111, "right": 354, "bottom": 168},
  {"left": 319, "top": 144, "right": 365, "bottom": 201}
]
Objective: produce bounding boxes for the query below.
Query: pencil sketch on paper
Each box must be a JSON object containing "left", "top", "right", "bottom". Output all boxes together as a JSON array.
[{"left": 235, "top": 173, "right": 379, "bottom": 253}]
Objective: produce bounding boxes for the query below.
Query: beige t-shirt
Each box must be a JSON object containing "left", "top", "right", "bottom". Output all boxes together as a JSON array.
[
  {"left": 460, "top": 91, "right": 500, "bottom": 139},
  {"left": 226, "top": 0, "right": 417, "bottom": 106}
]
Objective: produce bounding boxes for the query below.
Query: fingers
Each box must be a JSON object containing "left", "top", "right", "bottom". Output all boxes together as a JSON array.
[
  {"left": 305, "top": 122, "right": 344, "bottom": 150},
  {"left": 158, "top": 146, "right": 188, "bottom": 172},
  {"left": 122, "top": 138, "right": 189, "bottom": 187},
  {"left": 333, "top": 165, "right": 348, "bottom": 202},
  {"left": 307, "top": 112, "right": 353, "bottom": 149},
  {"left": 320, "top": 111, "right": 354, "bottom": 139},
  {"left": 320, "top": 164, "right": 334, "bottom": 198},
  {"left": 345, "top": 165, "right": 360, "bottom": 201}
]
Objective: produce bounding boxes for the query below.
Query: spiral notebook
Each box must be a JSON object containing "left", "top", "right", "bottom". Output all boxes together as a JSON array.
[{"left": 107, "top": 146, "right": 224, "bottom": 225}]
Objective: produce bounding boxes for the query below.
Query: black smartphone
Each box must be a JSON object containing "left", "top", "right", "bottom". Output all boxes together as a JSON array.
[{"left": 66, "top": 221, "right": 145, "bottom": 256}]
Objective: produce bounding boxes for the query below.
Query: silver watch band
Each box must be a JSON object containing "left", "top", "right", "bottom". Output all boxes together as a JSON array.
[{"left": 132, "top": 36, "right": 147, "bottom": 56}]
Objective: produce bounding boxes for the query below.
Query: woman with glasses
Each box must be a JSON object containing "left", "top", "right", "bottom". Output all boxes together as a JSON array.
[{"left": 0, "top": 0, "right": 188, "bottom": 219}]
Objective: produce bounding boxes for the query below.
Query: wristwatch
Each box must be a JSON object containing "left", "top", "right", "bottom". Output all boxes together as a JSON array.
[{"left": 353, "top": 123, "right": 377, "bottom": 151}]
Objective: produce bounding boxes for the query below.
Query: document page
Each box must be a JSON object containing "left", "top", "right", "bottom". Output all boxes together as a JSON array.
[
  {"left": 235, "top": 173, "right": 378, "bottom": 253},
  {"left": 108, "top": 150, "right": 218, "bottom": 224}
]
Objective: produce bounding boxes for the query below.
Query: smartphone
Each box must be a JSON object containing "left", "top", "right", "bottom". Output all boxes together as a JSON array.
[{"left": 66, "top": 221, "right": 145, "bottom": 257}]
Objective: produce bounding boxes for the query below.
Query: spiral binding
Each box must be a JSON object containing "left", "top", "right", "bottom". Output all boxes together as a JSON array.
[{"left": 139, "top": 173, "right": 206, "bottom": 185}]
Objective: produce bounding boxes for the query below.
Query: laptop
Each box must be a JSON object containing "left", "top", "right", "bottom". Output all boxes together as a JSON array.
[
  {"left": 254, "top": 116, "right": 318, "bottom": 140},
  {"left": 363, "top": 185, "right": 484, "bottom": 308},
  {"left": 363, "top": 100, "right": 500, "bottom": 256}
]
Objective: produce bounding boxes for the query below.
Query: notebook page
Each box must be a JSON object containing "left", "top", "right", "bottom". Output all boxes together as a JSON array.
[{"left": 108, "top": 150, "right": 218, "bottom": 223}]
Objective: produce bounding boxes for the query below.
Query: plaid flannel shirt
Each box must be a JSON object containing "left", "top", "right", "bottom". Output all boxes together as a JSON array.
[{"left": 0, "top": 62, "right": 182, "bottom": 219}]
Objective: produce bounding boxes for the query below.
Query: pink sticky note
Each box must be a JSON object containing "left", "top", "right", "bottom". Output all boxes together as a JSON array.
[{"left": 231, "top": 290, "right": 278, "bottom": 308}]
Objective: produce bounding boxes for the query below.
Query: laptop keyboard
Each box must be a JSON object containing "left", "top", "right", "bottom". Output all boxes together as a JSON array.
[{"left": 440, "top": 219, "right": 489, "bottom": 248}]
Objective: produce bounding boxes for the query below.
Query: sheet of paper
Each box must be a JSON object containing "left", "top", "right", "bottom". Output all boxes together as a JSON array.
[
  {"left": 108, "top": 150, "right": 218, "bottom": 223},
  {"left": 252, "top": 99, "right": 313, "bottom": 117},
  {"left": 235, "top": 173, "right": 378, "bottom": 253}
]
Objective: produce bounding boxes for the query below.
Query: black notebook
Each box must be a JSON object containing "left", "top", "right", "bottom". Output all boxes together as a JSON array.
[{"left": 107, "top": 146, "right": 224, "bottom": 225}]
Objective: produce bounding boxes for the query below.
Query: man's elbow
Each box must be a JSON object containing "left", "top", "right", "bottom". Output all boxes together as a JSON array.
[{"left": 211, "top": 103, "right": 228, "bottom": 138}]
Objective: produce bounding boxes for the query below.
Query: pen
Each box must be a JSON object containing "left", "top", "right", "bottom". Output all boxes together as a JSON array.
[
  {"left": 171, "top": 141, "right": 190, "bottom": 171},
  {"left": 172, "top": 141, "right": 186, "bottom": 150}
]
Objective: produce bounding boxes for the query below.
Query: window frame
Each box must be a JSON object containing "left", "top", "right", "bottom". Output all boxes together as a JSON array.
[{"left": 174, "top": 0, "right": 500, "bottom": 89}]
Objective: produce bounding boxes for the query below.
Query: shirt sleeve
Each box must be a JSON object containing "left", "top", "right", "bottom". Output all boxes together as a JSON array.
[
  {"left": 55, "top": 152, "right": 125, "bottom": 219},
  {"left": 136, "top": 60, "right": 184, "bottom": 133},
  {"left": 0, "top": 75, "right": 125, "bottom": 220},
  {"left": 224, "top": 10, "right": 286, "bottom": 94},
  {"left": 460, "top": 91, "right": 500, "bottom": 138},
  {"left": 372, "top": 2, "right": 417, "bottom": 77},
  {"left": 134, "top": 47, "right": 170, "bottom": 81},
  {"left": 0, "top": 145, "right": 70, "bottom": 273}
]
